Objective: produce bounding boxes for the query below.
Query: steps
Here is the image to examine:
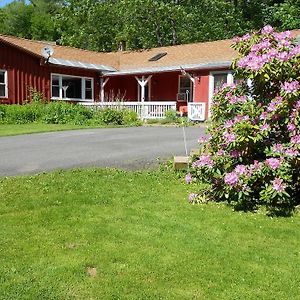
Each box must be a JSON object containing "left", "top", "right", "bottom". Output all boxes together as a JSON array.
[{"left": 173, "top": 148, "right": 199, "bottom": 170}]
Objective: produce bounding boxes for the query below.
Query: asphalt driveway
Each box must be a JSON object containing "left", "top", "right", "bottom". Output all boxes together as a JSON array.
[{"left": 0, "top": 126, "right": 205, "bottom": 176}]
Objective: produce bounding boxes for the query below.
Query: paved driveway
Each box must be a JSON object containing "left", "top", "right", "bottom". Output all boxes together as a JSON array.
[{"left": 0, "top": 126, "right": 205, "bottom": 176}]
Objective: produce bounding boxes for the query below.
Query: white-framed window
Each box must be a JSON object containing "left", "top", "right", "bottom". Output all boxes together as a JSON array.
[
  {"left": 0, "top": 70, "right": 8, "bottom": 98},
  {"left": 51, "top": 73, "right": 94, "bottom": 101},
  {"left": 178, "top": 75, "right": 193, "bottom": 102}
]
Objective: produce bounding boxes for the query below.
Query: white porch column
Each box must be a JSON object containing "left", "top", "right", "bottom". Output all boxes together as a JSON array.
[
  {"left": 135, "top": 75, "right": 152, "bottom": 102},
  {"left": 100, "top": 77, "right": 109, "bottom": 102}
]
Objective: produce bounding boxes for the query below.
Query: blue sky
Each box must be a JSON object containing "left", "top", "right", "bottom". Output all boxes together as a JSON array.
[{"left": 0, "top": 0, "right": 30, "bottom": 7}]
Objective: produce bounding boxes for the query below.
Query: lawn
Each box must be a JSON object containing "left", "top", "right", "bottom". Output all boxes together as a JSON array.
[
  {"left": 0, "top": 169, "right": 300, "bottom": 299},
  {"left": 0, "top": 124, "right": 113, "bottom": 137}
]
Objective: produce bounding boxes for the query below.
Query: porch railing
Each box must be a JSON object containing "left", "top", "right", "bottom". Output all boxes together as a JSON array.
[
  {"left": 188, "top": 102, "right": 206, "bottom": 121},
  {"left": 82, "top": 101, "right": 177, "bottom": 119}
]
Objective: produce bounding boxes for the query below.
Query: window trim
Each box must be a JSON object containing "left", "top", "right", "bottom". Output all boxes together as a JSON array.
[
  {"left": 51, "top": 73, "right": 94, "bottom": 102},
  {"left": 0, "top": 69, "right": 8, "bottom": 98}
]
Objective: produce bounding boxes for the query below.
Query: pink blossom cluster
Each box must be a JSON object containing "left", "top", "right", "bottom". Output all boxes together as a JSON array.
[
  {"left": 225, "top": 92, "right": 248, "bottom": 105},
  {"left": 272, "top": 178, "right": 286, "bottom": 193},
  {"left": 281, "top": 81, "right": 300, "bottom": 94},
  {"left": 236, "top": 25, "right": 300, "bottom": 71},
  {"left": 265, "top": 158, "right": 281, "bottom": 170},
  {"left": 272, "top": 143, "right": 299, "bottom": 157},
  {"left": 192, "top": 154, "right": 214, "bottom": 169},
  {"left": 266, "top": 96, "right": 283, "bottom": 112},
  {"left": 224, "top": 162, "right": 263, "bottom": 187},
  {"left": 223, "top": 131, "right": 237, "bottom": 143}
]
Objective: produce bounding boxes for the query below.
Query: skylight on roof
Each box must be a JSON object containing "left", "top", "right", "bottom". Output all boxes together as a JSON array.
[{"left": 148, "top": 52, "right": 167, "bottom": 62}]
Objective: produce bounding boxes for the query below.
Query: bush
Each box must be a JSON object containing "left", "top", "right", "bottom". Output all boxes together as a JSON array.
[
  {"left": 42, "top": 102, "right": 93, "bottom": 125},
  {"left": 99, "top": 108, "right": 124, "bottom": 125},
  {"left": 0, "top": 102, "right": 43, "bottom": 124},
  {"left": 122, "top": 109, "right": 140, "bottom": 125},
  {"left": 165, "top": 109, "right": 178, "bottom": 122},
  {"left": 188, "top": 26, "right": 300, "bottom": 216}
]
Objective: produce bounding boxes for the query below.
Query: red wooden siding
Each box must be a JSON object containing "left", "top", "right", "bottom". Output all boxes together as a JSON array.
[{"left": 0, "top": 41, "right": 101, "bottom": 104}]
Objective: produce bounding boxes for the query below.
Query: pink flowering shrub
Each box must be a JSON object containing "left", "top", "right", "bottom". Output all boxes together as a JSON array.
[{"left": 189, "top": 26, "right": 300, "bottom": 215}]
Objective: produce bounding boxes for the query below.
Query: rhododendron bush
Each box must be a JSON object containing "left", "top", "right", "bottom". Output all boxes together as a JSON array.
[{"left": 188, "top": 26, "right": 300, "bottom": 215}]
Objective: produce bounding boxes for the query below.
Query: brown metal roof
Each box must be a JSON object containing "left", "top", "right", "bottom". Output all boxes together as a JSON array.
[{"left": 1, "top": 29, "right": 300, "bottom": 74}]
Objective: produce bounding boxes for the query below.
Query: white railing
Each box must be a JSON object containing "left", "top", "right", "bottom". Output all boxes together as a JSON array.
[
  {"left": 82, "top": 101, "right": 177, "bottom": 120},
  {"left": 188, "top": 102, "right": 206, "bottom": 121}
]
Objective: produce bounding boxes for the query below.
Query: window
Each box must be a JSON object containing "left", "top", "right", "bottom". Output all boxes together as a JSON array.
[
  {"left": 213, "top": 73, "right": 228, "bottom": 92},
  {"left": 178, "top": 75, "right": 193, "bottom": 102},
  {"left": 0, "top": 70, "right": 7, "bottom": 98},
  {"left": 51, "top": 74, "right": 94, "bottom": 101},
  {"left": 148, "top": 52, "right": 167, "bottom": 62}
]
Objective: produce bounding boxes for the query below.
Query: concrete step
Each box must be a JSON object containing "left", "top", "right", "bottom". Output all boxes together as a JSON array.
[{"left": 173, "top": 156, "right": 189, "bottom": 170}]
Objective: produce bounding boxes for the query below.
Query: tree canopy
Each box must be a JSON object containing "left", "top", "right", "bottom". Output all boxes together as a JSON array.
[{"left": 0, "top": 0, "right": 299, "bottom": 51}]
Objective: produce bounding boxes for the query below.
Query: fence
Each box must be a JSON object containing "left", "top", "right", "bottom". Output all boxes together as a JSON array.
[{"left": 82, "top": 101, "right": 177, "bottom": 119}]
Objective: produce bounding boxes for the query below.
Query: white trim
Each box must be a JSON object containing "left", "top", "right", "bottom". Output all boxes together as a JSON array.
[
  {"left": 136, "top": 75, "right": 152, "bottom": 102},
  {"left": 51, "top": 73, "right": 94, "bottom": 102},
  {"left": 208, "top": 70, "right": 232, "bottom": 117},
  {"left": 0, "top": 69, "right": 8, "bottom": 98}
]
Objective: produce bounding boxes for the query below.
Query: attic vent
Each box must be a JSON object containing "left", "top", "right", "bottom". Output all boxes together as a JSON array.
[{"left": 148, "top": 52, "right": 167, "bottom": 62}]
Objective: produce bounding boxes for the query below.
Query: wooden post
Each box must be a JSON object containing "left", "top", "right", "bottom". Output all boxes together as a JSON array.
[
  {"left": 100, "top": 77, "right": 109, "bottom": 102},
  {"left": 135, "top": 75, "right": 152, "bottom": 102}
]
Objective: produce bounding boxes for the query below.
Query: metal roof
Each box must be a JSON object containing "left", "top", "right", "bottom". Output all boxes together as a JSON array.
[
  {"left": 102, "top": 61, "right": 232, "bottom": 76},
  {"left": 48, "top": 57, "right": 116, "bottom": 72}
]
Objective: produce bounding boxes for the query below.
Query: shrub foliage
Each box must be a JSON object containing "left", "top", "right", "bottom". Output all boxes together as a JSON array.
[
  {"left": 0, "top": 101, "right": 140, "bottom": 126},
  {"left": 188, "top": 26, "right": 300, "bottom": 215}
]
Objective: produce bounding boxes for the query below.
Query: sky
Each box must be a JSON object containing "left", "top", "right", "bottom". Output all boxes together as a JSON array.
[{"left": 0, "top": 0, "right": 30, "bottom": 7}]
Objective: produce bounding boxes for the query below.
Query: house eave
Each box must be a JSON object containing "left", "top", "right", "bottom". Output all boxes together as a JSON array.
[
  {"left": 102, "top": 61, "right": 232, "bottom": 76},
  {"left": 48, "top": 57, "right": 117, "bottom": 72}
]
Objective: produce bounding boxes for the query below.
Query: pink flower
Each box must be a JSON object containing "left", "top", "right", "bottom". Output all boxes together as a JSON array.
[
  {"left": 272, "top": 144, "right": 284, "bottom": 153},
  {"left": 272, "top": 178, "right": 286, "bottom": 193},
  {"left": 261, "top": 25, "right": 274, "bottom": 35},
  {"left": 230, "top": 150, "right": 241, "bottom": 158},
  {"left": 224, "top": 120, "right": 235, "bottom": 129},
  {"left": 192, "top": 154, "right": 214, "bottom": 168},
  {"left": 266, "top": 158, "right": 281, "bottom": 170},
  {"left": 185, "top": 173, "right": 192, "bottom": 184},
  {"left": 234, "top": 164, "right": 247, "bottom": 175},
  {"left": 223, "top": 132, "right": 237, "bottom": 143},
  {"left": 291, "top": 135, "right": 300, "bottom": 145},
  {"left": 260, "top": 112, "right": 268, "bottom": 120},
  {"left": 260, "top": 123, "right": 270, "bottom": 131},
  {"left": 216, "top": 149, "right": 226, "bottom": 157},
  {"left": 287, "top": 123, "right": 296, "bottom": 132},
  {"left": 282, "top": 81, "right": 299, "bottom": 93},
  {"left": 188, "top": 193, "right": 198, "bottom": 203},
  {"left": 285, "top": 148, "right": 299, "bottom": 157},
  {"left": 224, "top": 172, "right": 239, "bottom": 186}
]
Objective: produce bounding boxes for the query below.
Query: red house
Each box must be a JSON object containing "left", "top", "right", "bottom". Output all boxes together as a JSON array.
[{"left": 1, "top": 30, "right": 299, "bottom": 120}]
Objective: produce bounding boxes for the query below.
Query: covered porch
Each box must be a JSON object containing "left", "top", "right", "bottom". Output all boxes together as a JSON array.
[{"left": 95, "top": 70, "right": 210, "bottom": 120}]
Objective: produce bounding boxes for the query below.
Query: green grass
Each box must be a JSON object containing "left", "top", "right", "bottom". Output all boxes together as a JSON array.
[
  {"left": 0, "top": 124, "right": 117, "bottom": 137},
  {"left": 0, "top": 168, "right": 300, "bottom": 299}
]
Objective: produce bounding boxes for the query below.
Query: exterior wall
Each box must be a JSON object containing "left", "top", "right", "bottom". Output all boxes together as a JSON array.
[
  {"left": 0, "top": 42, "right": 50, "bottom": 104},
  {"left": 0, "top": 41, "right": 101, "bottom": 104}
]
